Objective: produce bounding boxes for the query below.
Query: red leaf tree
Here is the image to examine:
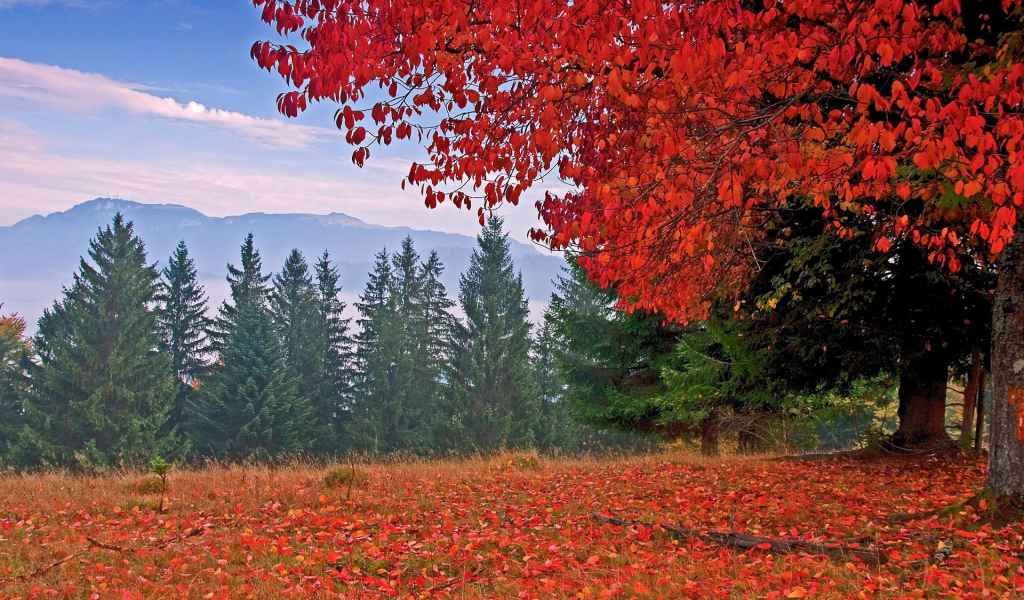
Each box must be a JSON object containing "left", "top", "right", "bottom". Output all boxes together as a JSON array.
[{"left": 253, "top": 0, "right": 1024, "bottom": 496}]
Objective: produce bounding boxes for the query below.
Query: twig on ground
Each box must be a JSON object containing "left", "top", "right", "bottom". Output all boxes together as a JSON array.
[
  {"left": 7, "top": 527, "right": 208, "bottom": 583},
  {"left": 591, "top": 513, "right": 889, "bottom": 565}
]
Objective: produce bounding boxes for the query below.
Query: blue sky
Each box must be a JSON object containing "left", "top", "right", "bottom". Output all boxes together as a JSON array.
[{"left": 0, "top": 0, "right": 549, "bottom": 241}]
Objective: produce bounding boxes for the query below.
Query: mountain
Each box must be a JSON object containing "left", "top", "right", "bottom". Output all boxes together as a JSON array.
[{"left": 0, "top": 198, "right": 565, "bottom": 328}]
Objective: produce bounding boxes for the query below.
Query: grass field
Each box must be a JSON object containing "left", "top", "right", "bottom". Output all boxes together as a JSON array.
[{"left": 0, "top": 452, "right": 1020, "bottom": 599}]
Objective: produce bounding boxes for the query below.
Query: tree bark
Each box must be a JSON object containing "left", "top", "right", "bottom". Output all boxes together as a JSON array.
[
  {"left": 699, "top": 411, "right": 721, "bottom": 457},
  {"left": 986, "top": 222, "right": 1024, "bottom": 497},
  {"left": 888, "top": 345, "right": 952, "bottom": 451},
  {"left": 961, "top": 345, "right": 984, "bottom": 450},
  {"left": 975, "top": 371, "right": 987, "bottom": 451},
  {"left": 737, "top": 415, "right": 760, "bottom": 454}
]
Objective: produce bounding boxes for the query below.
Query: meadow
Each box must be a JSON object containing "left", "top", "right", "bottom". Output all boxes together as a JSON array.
[{"left": 1, "top": 452, "right": 1020, "bottom": 599}]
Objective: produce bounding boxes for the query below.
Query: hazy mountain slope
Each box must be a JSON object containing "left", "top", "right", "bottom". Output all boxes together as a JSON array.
[{"left": 0, "top": 199, "right": 564, "bottom": 327}]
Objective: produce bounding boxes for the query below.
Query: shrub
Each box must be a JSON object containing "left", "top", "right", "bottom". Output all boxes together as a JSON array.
[
  {"left": 321, "top": 465, "right": 369, "bottom": 489},
  {"left": 133, "top": 477, "right": 164, "bottom": 495},
  {"left": 499, "top": 451, "right": 541, "bottom": 472}
]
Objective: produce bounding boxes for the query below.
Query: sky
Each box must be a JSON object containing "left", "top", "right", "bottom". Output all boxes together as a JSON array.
[{"left": 0, "top": 0, "right": 553, "bottom": 242}]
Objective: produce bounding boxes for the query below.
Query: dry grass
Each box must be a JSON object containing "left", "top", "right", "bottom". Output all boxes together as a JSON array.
[{"left": 0, "top": 450, "right": 1019, "bottom": 599}]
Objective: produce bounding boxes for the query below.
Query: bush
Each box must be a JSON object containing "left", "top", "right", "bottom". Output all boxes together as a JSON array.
[
  {"left": 133, "top": 477, "right": 164, "bottom": 495},
  {"left": 499, "top": 451, "right": 541, "bottom": 472},
  {"left": 321, "top": 465, "right": 369, "bottom": 489}
]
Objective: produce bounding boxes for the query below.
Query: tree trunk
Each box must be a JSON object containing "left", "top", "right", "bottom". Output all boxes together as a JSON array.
[
  {"left": 975, "top": 371, "right": 987, "bottom": 451},
  {"left": 699, "top": 411, "right": 721, "bottom": 457},
  {"left": 738, "top": 419, "right": 758, "bottom": 454},
  {"left": 961, "top": 345, "right": 983, "bottom": 450},
  {"left": 888, "top": 345, "right": 951, "bottom": 451},
  {"left": 986, "top": 222, "right": 1024, "bottom": 497}
]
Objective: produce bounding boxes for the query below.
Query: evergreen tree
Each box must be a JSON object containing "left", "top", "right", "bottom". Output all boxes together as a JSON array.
[
  {"left": 313, "top": 251, "right": 354, "bottom": 448},
  {"left": 530, "top": 319, "right": 575, "bottom": 450},
  {"left": 270, "top": 249, "right": 336, "bottom": 450},
  {"left": 392, "top": 239, "right": 425, "bottom": 441},
  {"left": 413, "top": 250, "right": 457, "bottom": 440},
  {"left": 208, "top": 233, "right": 270, "bottom": 352},
  {"left": 349, "top": 249, "right": 408, "bottom": 452},
  {"left": 14, "top": 215, "right": 175, "bottom": 469},
  {"left": 536, "top": 300, "right": 655, "bottom": 454},
  {"left": 441, "top": 216, "right": 539, "bottom": 451},
  {"left": 189, "top": 236, "right": 315, "bottom": 458},
  {"left": 157, "top": 241, "right": 210, "bottom": 438},
  {"left": 544, "top": 257, "right": 680, "bottom": 437},
  {"left": 348, "top": 239, "right": 455, "bottom": 454}
]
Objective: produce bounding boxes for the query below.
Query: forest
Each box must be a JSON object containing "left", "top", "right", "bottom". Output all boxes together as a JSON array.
[{"left": 1, "top": 205, "right": 992, "bottom": 469}]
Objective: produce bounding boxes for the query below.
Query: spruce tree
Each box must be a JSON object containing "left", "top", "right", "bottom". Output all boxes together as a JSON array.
[
  {"left": 442, "top": 216, "right": 539, "bottom": 451},
  {"left": 390, "top": 237, "right": 429, "bottom": 448},
  {"left": 314, "top": 251, "right": 354, "bottom": 447},
  {"left": 544, "top": 257, "right": 679, "bottom": 437},
  {"left": 157, "top": 241, "right": 210, "bottom": 438},
  {"left": 15, "top": 215, "right": 175, "bottom": 469},
  {"left": 530, "top": 319, "right": 576, "bottom": 450},
  {"left": 414, "top": 250, "right": 457, "bottom": 447},
  {"left": 270, "top": 249, "right": 335, "bottom": 450},
  {"left": 208, "top": 233, "right": 270, "bottom": 352},
  {"left": 189, "top": 236, "right": 315, "bottom": 458},
  {"left": 349, "top": 249, "right": 411, "bottom": 452}
]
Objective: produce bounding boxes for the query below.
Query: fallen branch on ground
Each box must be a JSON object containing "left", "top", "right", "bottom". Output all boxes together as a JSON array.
[
  {"left": 5, "top": 528, "right": 207, "bottom": 583},
  {"left": 591, "top": 513, "right": 889, "bottom": 565}
]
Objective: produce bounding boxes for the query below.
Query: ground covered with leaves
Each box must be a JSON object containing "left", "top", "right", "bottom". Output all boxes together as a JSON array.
[{"left": 1, "top": 453, "right": 1021, "bottom": 599}]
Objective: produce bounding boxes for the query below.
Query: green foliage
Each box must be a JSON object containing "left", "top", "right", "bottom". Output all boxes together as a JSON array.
[
  {"left": 349, "top": 247, "right": 416, "bottom": 452},
  {"left": 188, "top": 236, "right": 316, "bottom": 459},
  {"left": 349, "top": 238, "right": 459, "bottom": 454},
  {"left": 439, "top": 217, "right": 540, "bottom": 451},
  {"left": 544, "top": 257, "right": 679, "bottom": 437},
  {"left": 150, "top": 456, "right": 171, "bottom": 478},
  {"left": 14, "top": 215, "right": 176, "bottom": 470},
  {"left": 270, "top": 249, "right": 337, "bottom": 450},
  {"left": 748, "top": 207, "right": 993, "bottom": 396},
  {"left": 654, "top": 316, "right": 788, "bottom": 437},
  {"left": 314, "top": 251, "right": 355, "bottom": 445},
  {"left": 208, "top": 233, "right": 271, "bottom": 353},
  {"left": 157, "top": 241, "right": 209, "bottom": 444}
]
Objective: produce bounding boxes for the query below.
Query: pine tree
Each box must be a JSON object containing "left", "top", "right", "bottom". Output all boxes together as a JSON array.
[
  {"left": 14, "top": 215, "right": 175, "bottom": 469},
  {"left": 390, "top": 237, "right": 429, "bottom": 449},
  {"left": 270, "top": 249, "right": 335, "bottom": 450},
  {"left": 349, "top": 249, "right": 412, "bottom": 452},
  {"left": 314, "top": 251, "right": 354, "bottom": 447},
  {"left": 544, "top": 257, "right": 679, "bottom": 437},
  {"left": 157, "top": 241, "right": 210, "bottom": 438},
  {"left": 442, "top": 216, "right": 539, "bottom": 451},
  {"left": 209, "top": 233, "right": 270, "bottom": 352},
  {"left": 530, "top": 319, "right": 576, "bottom": 450},
  {"left": 413, "top": 250, "right": 457, "bottom": 446},
  {"left": 189, "top": 236, "right": 315, "bottom": 458}
]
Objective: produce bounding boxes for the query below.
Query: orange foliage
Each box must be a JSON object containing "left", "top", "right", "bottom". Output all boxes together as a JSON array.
[
  {"left": 0, "top": 313, "right": 31, "bottom": 362},
  {"left": 0, "top": 455, "right": 1021, "bottom": 599},
  {"left": 253, "top": 0, "right": 1024, "bottom": 320}
]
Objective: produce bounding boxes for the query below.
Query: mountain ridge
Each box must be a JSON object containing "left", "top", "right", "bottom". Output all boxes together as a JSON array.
[{"left": 1, "top": 198, "right": 563, "bottom": 328}]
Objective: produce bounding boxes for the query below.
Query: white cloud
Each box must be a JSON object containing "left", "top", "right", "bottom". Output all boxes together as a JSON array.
[
  {"left": 0, "top": 57, "right": 333, "bottom": 149},
  {"left": 0, "top": 119, "right": 546, "bottom": 242}
]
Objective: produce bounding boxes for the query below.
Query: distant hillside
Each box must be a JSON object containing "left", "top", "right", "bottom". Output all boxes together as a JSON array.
[{"left": 0, "top": 199, "right": 564, "bottom": 327}]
